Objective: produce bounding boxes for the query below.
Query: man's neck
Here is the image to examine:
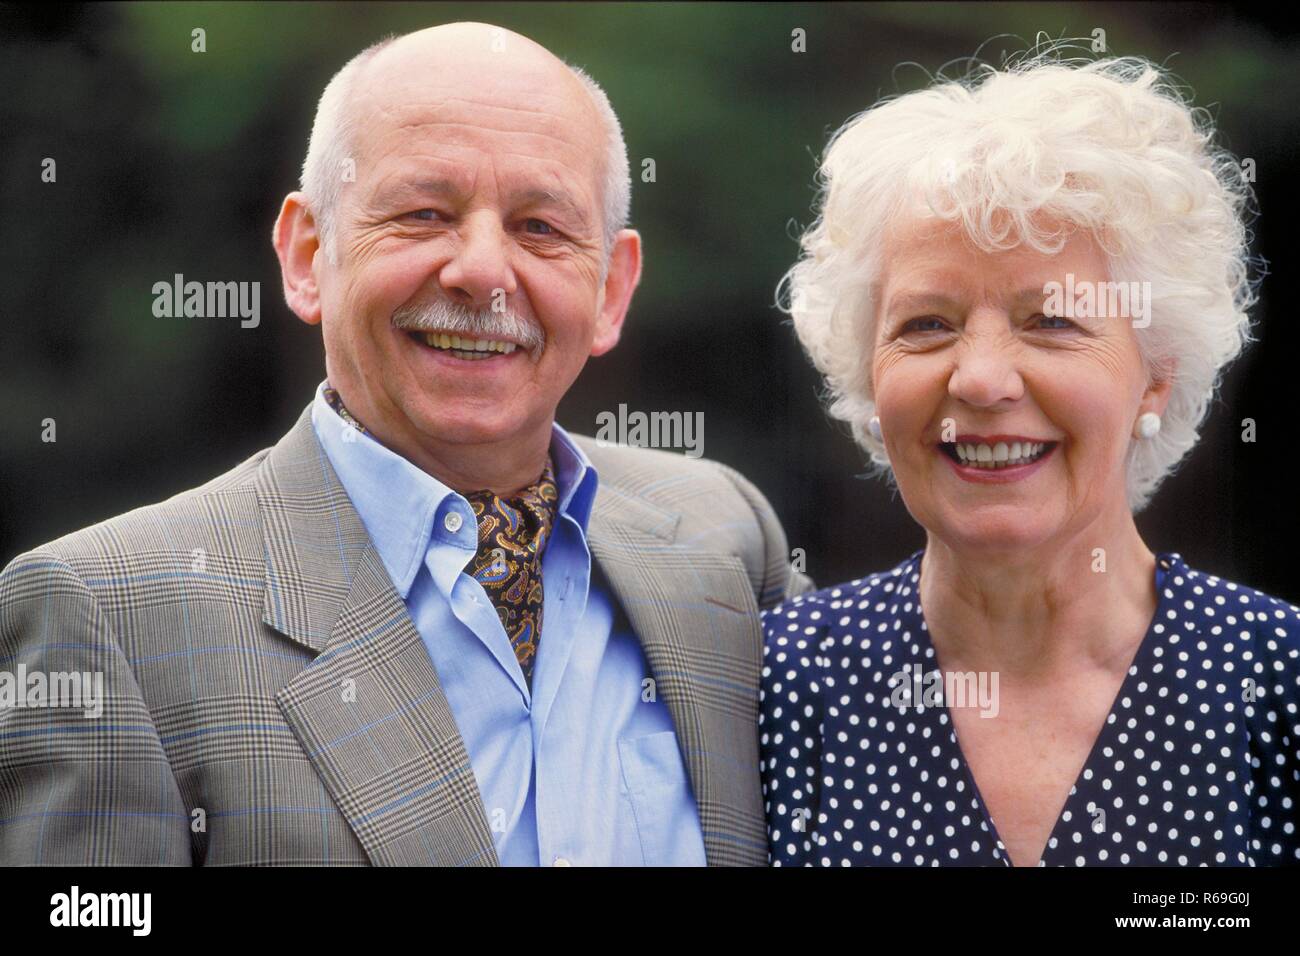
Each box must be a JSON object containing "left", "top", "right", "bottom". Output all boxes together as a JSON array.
[
  {"left": 381, "top": 423, "right": 552, "bottom": 497},
  {"left": 324, "top": 384, "right": 553, "bottom": 497}
]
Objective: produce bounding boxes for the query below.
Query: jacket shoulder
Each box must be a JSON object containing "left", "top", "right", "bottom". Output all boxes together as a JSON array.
[
  {"left": 568, "top": 432, "right": 774, "bottom": 526},
  {"left": 568, "top": 432, "right": 801, "bottom": 607},
  {"left": 569, "top": 432, "right": 734, "bottom": 494}
]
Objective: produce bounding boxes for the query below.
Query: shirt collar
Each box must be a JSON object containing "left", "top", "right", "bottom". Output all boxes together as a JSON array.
[
  {"left": 310, "top": 381, "right": 599, "bottom": 598},
  {"left": 549, "top": 420, "right": 598, "bottom": 535}
]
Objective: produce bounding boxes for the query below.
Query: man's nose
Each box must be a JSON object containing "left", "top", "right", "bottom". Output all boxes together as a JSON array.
[
  {"left": 947, "top": 318, "right": 1024, "bottom": 408},
  {"left": 437, "top": 213, "right": 519, "bottom": 306}
]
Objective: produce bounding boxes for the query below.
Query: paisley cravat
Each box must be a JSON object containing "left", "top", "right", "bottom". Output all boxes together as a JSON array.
[{"left": 464, "top": 466, "right": 558, "bottom": 685}]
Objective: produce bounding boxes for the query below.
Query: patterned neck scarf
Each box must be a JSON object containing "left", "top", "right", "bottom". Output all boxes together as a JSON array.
[
  {"left": 464, "top": 466, "right": 558, "bottom": 685},
  {"left": 322, "top": 383, "right": 559, "bottom": 685},
  {"left": 323, "top": 384, "right": 367, "bottom": 435}
]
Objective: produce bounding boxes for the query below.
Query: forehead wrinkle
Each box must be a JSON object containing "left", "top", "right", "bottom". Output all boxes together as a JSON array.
[
  {"left": 381, "top": 120, "right": 592, "bottom": 155},
  {"left": 1013, "top": 286, "right": 1056, "bottom": 308},
  {"left": 358, "top": 120, "right": 595, "bottom": 188},
  {"left": 886, "top": 291, "right": 965, "bottom": 317},
  {"left": 366, "top": 144, "right": 596, "bottom": 216},
  {"left": 357, "top": 85, "right": 602, "bottom": 166},
  {"left": 376, "top": 153, "right": 593, "bottom": 194},
  {"left": 884, "top": 266, "right": 975, "bottom": 315},
  {"left": 368, "top": 92, "right": 589, "bottom": 139}
]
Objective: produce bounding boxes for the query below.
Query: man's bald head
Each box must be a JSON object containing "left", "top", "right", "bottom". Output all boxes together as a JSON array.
[{"left": 300, "top": 22, "right": 630, "bottom": 268}]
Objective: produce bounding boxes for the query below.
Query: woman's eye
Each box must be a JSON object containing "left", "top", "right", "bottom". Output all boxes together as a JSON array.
[
  {"left": 901, "top": 316, "right": 948, "bottom": 334},
  {"left": 1031, "top": 313, "right": 1077, "bottom": 330},
  {"left": 524, "top": 218, "right": 555, "bottom": 236},
  {"left": 403, "top": 209, "right": 440, "bottom": 222}
]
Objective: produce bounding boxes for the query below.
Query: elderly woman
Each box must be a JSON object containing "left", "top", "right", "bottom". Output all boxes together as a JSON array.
[{"left": 762, "top": 49, "right": 1299, "bottom": 867}]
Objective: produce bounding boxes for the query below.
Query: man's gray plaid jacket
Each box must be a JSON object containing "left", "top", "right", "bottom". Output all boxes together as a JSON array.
[{"left": 0, "top": 404, "right": 810, "bottom": 865}]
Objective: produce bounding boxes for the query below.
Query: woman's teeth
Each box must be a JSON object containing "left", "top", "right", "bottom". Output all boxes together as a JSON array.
[
  {"left": 419, "top": 332, "right": 517, "bottom": 360},
  {"left": 953, "top": 441, "right": 1049, "bottom": 468}
]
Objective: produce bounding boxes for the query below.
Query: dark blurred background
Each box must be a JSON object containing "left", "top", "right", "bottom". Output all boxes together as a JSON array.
[{"left": 2, "top": 2, "right": 1297, "bottom": 599}]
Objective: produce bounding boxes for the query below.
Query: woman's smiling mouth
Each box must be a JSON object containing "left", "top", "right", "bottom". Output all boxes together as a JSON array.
[{"left": 937, "top": 435, "right": 1060, "bottom": 482}]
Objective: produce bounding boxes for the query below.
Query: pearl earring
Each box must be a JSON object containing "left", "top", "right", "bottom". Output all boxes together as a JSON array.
[
  {"left": 868, "top": 416, "right": 883, "bottom": 441},
  {"left": 1134, "top": 412, "right": 1161, "bottom": 439}
]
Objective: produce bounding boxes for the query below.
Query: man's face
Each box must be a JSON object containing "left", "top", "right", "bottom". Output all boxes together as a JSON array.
[{"left": 316, "top": 46, "right": 619, "bottom": 451}]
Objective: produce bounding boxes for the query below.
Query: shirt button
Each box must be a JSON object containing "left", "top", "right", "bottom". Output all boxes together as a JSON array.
[
  {"left": 552, "top": 856, "right": 572, "bottom": 867},
  {"left": 443, "top": 511, "right": 463, "bottom": 533}
]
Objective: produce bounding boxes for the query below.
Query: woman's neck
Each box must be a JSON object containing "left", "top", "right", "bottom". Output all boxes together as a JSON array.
[{"left": 918, "top": 511, "right": 1158, "bottom": 679}]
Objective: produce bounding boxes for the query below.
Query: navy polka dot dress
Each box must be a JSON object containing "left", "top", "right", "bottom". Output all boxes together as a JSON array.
[{"left": 760, "top": 551, "right": 1300, "bottom": 866}]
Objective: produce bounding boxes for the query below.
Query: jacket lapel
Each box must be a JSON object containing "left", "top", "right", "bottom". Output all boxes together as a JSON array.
[
  {"left": 587, "top": 490, "right": 769, "bottom": 866},
  {"left": 255, "top": 405, "right": 498, "bottom": 866}
]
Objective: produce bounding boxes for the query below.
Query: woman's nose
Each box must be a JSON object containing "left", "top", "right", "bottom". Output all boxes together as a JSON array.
[{"left": 947, "top": 322, "right": 1025, "bottom": 407}]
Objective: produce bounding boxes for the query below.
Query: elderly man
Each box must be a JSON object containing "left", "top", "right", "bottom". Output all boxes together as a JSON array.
[{"left": 0, "top": 22, "right": 807, "bottom": 866}]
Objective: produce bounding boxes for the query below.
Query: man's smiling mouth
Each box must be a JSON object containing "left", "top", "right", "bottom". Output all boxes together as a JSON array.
[{"left": 406, "top": 330, "right": 519, "bottom": 361}]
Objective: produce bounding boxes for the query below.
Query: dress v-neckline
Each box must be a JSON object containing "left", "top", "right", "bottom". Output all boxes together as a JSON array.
[{"left": 908, "top": 551, "right": 1176, "bottom": 867}]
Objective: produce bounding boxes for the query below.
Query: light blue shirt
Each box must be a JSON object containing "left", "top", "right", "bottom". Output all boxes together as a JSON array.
[{"left": 310, "top": 383, "right": 706, "bottom": 866}]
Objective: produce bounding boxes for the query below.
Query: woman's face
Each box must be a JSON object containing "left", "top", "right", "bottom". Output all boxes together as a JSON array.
[{"left": 871, "top": 216, "right": 1170, "bottom": 556}]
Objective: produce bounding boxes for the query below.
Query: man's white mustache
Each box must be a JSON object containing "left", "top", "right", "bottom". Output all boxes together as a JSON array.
[{"left": 392, "top": 299, "right": 546, "bottom": 358}]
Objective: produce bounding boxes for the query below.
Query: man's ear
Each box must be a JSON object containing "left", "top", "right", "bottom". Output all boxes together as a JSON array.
[
  {"left": 273, "top": 191, "right": 324, "bottom": 326},
  {"left": 590, "top": 228, "right": 642, "bottom": 356}
]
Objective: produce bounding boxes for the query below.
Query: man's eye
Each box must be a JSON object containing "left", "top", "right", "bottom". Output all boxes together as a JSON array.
[
  {"left": 403, "top": 209, "right": 440, "bottom": 221},
  {"left": 524, "top": 219, "right": 555, "bottom": 236},
  {"left": 901, "top": 316, "right": 948, "bottom": 334}
]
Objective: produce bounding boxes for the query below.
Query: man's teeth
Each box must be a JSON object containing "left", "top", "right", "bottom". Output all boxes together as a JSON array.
[
  {"left": 954, "top": 441, "right": 1049, "bottom": 468},
  {"left": 421, "top": 332, "right": 518, "bottom": 357}
]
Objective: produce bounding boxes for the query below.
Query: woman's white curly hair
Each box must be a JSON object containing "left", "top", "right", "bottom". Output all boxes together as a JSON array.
[{"left": 777, "top": 38, "right": 1262, "bottom": 511}]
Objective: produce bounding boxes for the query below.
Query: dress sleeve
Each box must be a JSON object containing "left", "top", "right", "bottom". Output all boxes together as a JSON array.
[
  {"left": 1244, "top": 590, "right": 1300, "bottom": 865},
  {"left": 760, "top": 597, "right": 828, "bottom": 867}
]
